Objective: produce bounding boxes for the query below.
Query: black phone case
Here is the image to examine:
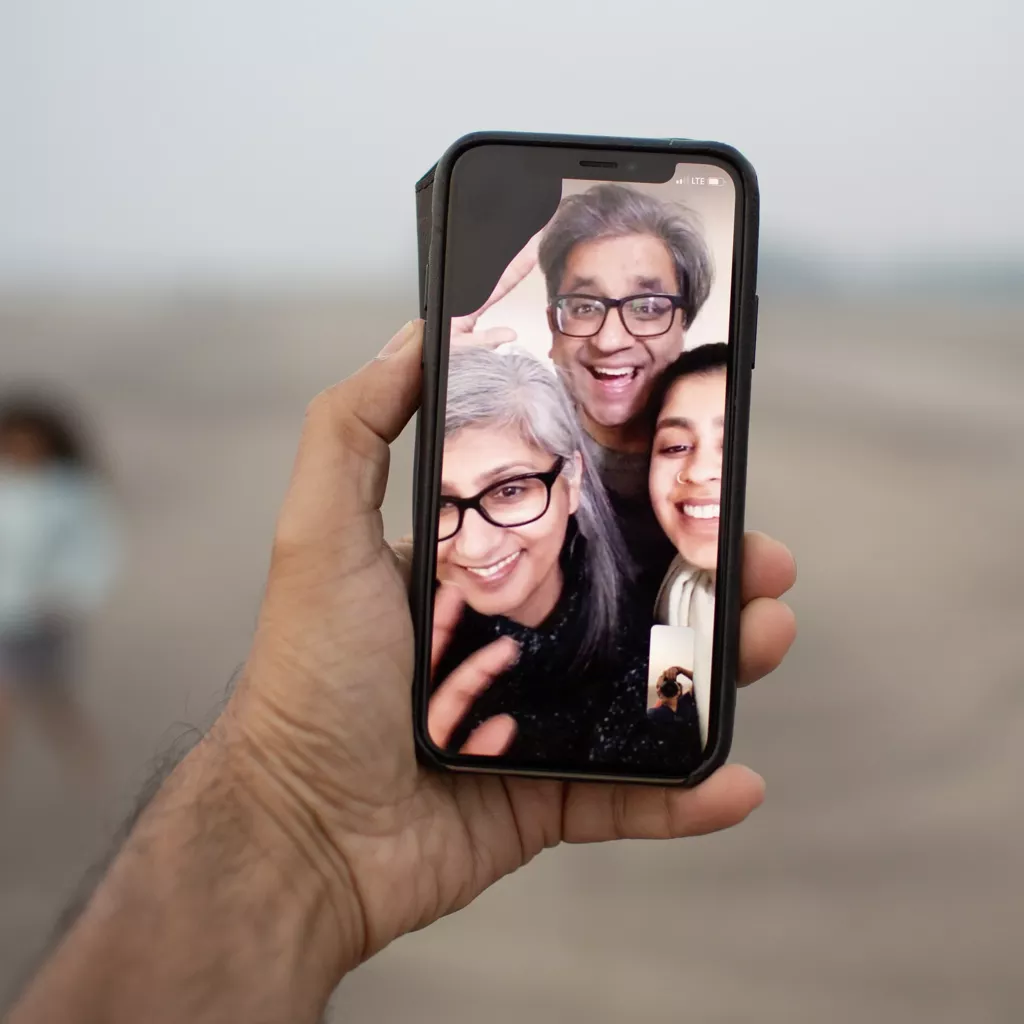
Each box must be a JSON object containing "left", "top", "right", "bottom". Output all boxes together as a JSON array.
[{"left": 411, "top": 131, "right": 760, "bottom": 788}]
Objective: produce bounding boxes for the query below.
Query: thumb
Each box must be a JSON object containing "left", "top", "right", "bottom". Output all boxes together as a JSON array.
[
  {"left": 462, "top": 714, "right": 517, "bottom": 756},
  {"left": 273, "top": 320, "right": 422, "bottom": 556}
]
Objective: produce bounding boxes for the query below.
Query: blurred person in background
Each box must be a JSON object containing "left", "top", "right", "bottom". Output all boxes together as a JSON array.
[{"left": 0, "top": 395, "right": 117, "bottom": 789}]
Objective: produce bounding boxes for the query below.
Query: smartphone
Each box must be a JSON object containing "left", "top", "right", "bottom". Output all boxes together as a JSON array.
[{"left": 410, "top": 132, "right": 758, "bottom": 786}]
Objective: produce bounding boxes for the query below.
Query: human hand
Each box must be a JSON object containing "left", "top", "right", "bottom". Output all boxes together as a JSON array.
[
  {"left": 449, "top": 228, "right": 542, "bottom": 348},
  {"left": 427, "top": 583, "right": 519, "bottom": 755},
  {"left": 226, "top": 319, "right": 798, "bottom": 981}
]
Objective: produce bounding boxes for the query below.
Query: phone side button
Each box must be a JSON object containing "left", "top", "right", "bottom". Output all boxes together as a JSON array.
[
  {"left": 420, "top": 258, "right": 430, "bottom": 321},
  {"left": 750, "top": 294, "right": 759, "bottom": 369}
]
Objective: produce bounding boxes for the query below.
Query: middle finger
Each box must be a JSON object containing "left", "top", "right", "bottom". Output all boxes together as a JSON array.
[{"left": 737, "top": 597, "right": 797, "bottom": 687}]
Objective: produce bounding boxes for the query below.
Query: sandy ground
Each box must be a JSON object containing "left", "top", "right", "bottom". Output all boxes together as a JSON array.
[{"left": 1, "top": 292, "right": 1022, "bottom": 1021}]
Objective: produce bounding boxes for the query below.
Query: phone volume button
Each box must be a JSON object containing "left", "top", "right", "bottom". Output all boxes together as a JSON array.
[{"left": 750, "top": 295, "right": 759, "bottom": 369}]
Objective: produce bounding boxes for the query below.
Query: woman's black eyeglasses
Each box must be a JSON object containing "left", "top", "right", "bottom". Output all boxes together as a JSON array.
[
  {"left": 549, "top": 293, "right": 687, "bottom": 339},
  {"left": 438, "top": 458, "right": 566, "bottom": 542}
]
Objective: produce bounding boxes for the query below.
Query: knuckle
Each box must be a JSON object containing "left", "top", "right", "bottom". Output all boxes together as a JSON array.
[
  {"left": 302, "top": 386, "right": 338, "bottom": 428},
  {"left": 302, "top": 383, "right": 388, "bottom": 474}
]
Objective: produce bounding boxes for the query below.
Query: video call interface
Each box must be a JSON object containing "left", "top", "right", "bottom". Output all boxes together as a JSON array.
[{"left": 428, "top": 165, "right": 737, "bottom": 776}]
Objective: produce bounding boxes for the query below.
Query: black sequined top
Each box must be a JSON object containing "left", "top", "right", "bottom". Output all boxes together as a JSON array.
[{"left": 432, "top": 523, "right": 702, "bottom": 775}]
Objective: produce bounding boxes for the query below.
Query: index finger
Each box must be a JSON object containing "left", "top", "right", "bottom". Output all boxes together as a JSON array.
[
  {"left": 428, "top": 637, "right": 519, "bottom": 749},
  {"left": 431, "top": 583, "right": 466, "bottom": 674},
  {"left": 477, "top": 226, "right": 544, "bottom": 314},
  {"left": 741, "top": 531, "right": 797, "bottom": 604}
]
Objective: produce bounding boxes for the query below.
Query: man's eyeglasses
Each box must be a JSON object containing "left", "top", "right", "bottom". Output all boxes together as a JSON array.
[
  {"left": 438, "top": 458, "right": 565, "bottom": 542},
  {"left": 549, "top": 293, "right": 686, "bottom": 339}
]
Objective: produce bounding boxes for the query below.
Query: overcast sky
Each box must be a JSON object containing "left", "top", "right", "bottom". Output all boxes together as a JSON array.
[{"left": 1, "top": 0, "right": 1020, "bottom": 286}]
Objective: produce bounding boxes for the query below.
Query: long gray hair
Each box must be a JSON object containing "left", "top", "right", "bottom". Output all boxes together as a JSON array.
[
  {"left": 444, "top": 346, "right": 629, "bottom": 666},
  {"left": 538, "top": 183, "right": 714, "bottom": 327}
]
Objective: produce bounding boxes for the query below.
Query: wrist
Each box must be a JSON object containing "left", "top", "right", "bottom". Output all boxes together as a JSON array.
[
  {"left": 209, "top": 709, "right": 369, "bottom": 978},
  {"left": 10, "top": 714, "right": 363, "bottom": 1024}
]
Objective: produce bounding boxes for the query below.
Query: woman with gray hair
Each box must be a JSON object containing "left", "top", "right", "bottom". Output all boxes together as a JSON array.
[{"left": 430, "top": 346, "right": 703, "bottom": 772}]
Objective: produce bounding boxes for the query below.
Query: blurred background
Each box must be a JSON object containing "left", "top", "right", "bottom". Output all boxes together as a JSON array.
[{"left": 2, "top": 2, "right": 1022, "bottom": 1021}]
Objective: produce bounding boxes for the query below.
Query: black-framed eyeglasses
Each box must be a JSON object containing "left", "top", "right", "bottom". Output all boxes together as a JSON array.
[
  {"left": 550, "top": 293, "right": 686, "bottom": 339},
  {"left": 438, "top": 458, "right": 565, "bottom": 542}
]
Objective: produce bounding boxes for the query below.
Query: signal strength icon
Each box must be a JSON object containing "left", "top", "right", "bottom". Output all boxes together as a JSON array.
[{"left": 675, "top": 176, "right": 689, "bottom": 184}]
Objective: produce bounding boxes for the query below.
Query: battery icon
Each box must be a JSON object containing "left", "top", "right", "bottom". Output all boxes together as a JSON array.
[{"left": 707, "top": 176, "right": 726, "bottom": 187}]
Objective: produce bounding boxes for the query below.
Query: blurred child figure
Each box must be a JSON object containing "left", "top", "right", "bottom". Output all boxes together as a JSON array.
[
  {"left": 0, "top": 395, "right": 117, "bottom": 788},
  {"left": 647, "top": 344, "right": 727, "bottom": 633}
]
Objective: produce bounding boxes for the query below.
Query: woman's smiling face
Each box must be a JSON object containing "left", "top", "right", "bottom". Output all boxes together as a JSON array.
[
  {"left": 648, "top": 368, "right": 725, "bottom": 572},
  {"left": 437, "top": 425, "right": 580, "bottom": 626}
]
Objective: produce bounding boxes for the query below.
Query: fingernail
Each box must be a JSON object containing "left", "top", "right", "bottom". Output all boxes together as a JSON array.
[
  {"left": 377, "top": 320, "right": 420, "bottom": 360},
  {"left": 744, "top": 768, "right": 767, "bottom": 806}
]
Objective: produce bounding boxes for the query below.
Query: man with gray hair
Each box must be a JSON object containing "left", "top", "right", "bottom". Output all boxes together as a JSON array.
[{"left": 537, "top": 183, "right": 713, "bottom": 599}]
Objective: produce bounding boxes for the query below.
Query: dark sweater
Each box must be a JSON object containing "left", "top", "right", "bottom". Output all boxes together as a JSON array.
[
  {"left": 581, "top": 436, "right": 676, "bottom": 612},
  {"left": 647, "top": 695, "right": 699, "bottom": 732},
  {"left": 432, "top": 525, "right": 702, "bottom": 775}
]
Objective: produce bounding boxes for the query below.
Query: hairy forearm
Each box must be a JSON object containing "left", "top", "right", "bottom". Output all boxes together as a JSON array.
[{"left": 9, "top": 720, "right": 359, "bottom": 1024}]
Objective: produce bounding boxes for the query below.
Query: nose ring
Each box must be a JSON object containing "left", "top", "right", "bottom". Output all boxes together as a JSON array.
[{"left": 675, "top": 471, "right": 686, "bottom": 485}]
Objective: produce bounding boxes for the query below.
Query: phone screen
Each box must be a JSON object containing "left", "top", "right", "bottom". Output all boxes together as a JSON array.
[{"left": 426, "top": 148, "right": 743, "bottom": 779}]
